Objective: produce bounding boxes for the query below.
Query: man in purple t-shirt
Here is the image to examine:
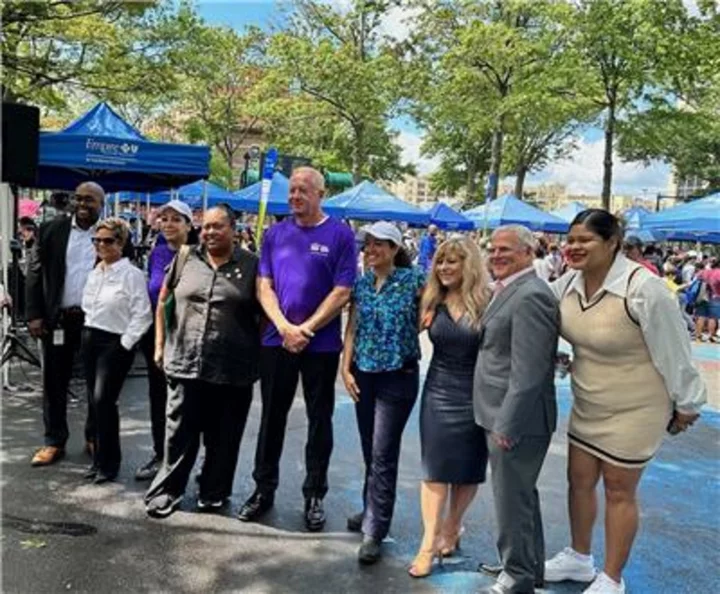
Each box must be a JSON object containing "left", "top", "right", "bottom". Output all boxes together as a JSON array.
[{"left": 238, "top": 167, "right": 356, "bottom": 531}]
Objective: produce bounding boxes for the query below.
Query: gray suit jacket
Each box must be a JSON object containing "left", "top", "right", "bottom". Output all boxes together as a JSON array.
[{"left": 473, "top": 271, "right": 560, "bottom": 439}]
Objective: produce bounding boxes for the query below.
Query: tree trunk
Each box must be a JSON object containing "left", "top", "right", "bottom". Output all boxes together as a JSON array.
[
  {"left": 465, "top": 158, "right": 478, "bottom": 204},
  {"left": 514, "top": 166, "right": 527, "bottom": 199},
  {"left": 488, "top": 117, "right": 505, "bottom": 201},
  {"left": 602, "top": 103, "right": 616, "bottom": 211},
  {"left": 352, "top": 122, "right": 365, "bottom": 185}
]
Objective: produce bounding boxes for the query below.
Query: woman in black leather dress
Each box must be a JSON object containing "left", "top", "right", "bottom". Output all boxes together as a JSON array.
[{"left": 409, "top": 236, "right": 491, "bottom": 578}]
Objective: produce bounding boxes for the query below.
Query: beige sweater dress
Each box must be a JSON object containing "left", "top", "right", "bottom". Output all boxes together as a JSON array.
[{"left": 560, "top": 266, "right": 673, "bottom": 468}]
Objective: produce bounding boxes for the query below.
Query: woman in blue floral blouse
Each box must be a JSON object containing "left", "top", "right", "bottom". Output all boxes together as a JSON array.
[{"left": 341, "top": 221, "right": 425, "bottom": 566}]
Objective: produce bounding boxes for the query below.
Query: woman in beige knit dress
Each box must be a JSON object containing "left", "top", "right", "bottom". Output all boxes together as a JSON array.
[{"left": 544, "top": 210, "right": 706, "bottom": 594}]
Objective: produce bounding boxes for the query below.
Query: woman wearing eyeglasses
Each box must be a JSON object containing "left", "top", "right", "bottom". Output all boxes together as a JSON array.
[{"left": 81, "top": 218, "right": 152, "bottom": 483}]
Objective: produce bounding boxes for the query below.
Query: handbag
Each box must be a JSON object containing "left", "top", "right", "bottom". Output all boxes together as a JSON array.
[{"left": 163, "top": 245, "right": 191, "bottom": 333}]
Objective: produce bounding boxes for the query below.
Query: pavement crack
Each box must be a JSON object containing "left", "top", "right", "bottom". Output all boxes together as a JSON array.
[{"left": 2, "top": 513, "right": 97, "bottom": 536}]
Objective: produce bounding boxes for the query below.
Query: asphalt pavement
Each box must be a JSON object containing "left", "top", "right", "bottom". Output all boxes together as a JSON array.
[{"left": 1, "top": 338, "right": 718, "bottom": 593}]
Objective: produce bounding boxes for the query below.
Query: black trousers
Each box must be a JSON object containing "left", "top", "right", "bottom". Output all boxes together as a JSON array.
[
  {"left": 252, "top": 347, "right": 339, "bottom": 500},
  {"left": 145, "top": 378, "right": 253, "bottom": 503},
  {"left": 42, "top": 310, "right": 91, "bottom": 447},
  {"left": 139, "top": 321, "right": 167, "bottom": 459},
  {"left": 81, "top": 328, "right": 135, "bottom": 477},
  {"left": 354, "top": 365, "right": 419, "bottom": 540}
]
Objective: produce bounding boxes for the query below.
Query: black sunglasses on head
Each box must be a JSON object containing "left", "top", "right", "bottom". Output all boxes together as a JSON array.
[{"left": 92, "top": 237, "right": 116, "bottom": 246}]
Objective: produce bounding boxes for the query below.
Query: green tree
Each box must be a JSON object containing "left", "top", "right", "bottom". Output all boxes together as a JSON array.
[
  {"left": 420, "top": 114, "right": 492, "bottom": 203},
  {"left": 502, "top": 88, "right": 595, "bottom": 198},
  {"left": 264, "top": 0, "right": 406, "bottom": 183},
  {"left": 404, "top": 30, "right": 493, "bottom": 203},
  {"left": 572, "top": 0, "right": 692, "bottom": 209},
  {"left": 619, "top": 107, "right": 720, "bottom": 193},
  {"left": 617, "top": 4, "right": 720, "bottom": 192},
  {"left": 409, "top": 0, "right": 580, "bottom": 201},
  {"left": 1, "top": 0, "right": 177, "bottom": 110},
  {"left": 164, "top": 21, "right": 268, "bottom": 188},
  {"left": 209, "top": 149, "right": 235, "bottom": 189}
]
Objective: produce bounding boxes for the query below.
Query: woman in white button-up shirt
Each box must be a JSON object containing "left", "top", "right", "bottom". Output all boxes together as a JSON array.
[
  {"left": 81, "top": 218, "right": 152, "bottom": 484},
  {"left": 544, "top": 210, "right": 706, "bottom": 594}
]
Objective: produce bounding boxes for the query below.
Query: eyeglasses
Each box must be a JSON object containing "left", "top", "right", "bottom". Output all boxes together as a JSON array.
[
  {"left": 74, "top": 194, "right": 97, "bottom": 205},
  {"left": 92, "top": 237, "right": 116, "bottom": 246}
]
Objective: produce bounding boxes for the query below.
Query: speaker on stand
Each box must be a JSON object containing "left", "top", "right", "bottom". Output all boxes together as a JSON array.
[{"left": 1, "top": 102, "right": 42, "bottom": 391}]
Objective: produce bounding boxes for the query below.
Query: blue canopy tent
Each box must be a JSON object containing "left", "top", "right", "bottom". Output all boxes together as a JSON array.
[
  {"left": 622, "top": 205, "right": 652, "bottom": 230},
  {"left": 642, "top": 193, "right": 720, "bottom": 234},
  {"left": 116, "top": 191, "right": 173, "bottom": 206},
  {"left": 625, "top": 229, "right": 664, "bottom": 243},
  {"left": 37, "top": 102, "right": 210, "bottom": 192},
  {"left": 323, "top": 181, "right": 430, "bottom": 225},
  {"left": 639, "top": 193, "right": 720, "bottom": 244},
  {"left": 149, "top": 180, "right": 238, "bottom": 209},
  {"left": 231, "top": 173, "right": 291, "bottom": 215},
  {"left": 551, "top": 201, "right": 587, "bottom": 223},
  {"left": 464, "top": 195, "right": 569, "bottom": 233},
  {"left": 428, "top": 202, "right": 474, "bottom": 231}
]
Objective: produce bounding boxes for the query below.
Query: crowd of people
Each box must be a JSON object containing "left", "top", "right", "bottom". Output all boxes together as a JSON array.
[{"left": 14, "top": 167, "right": 712, "bottom": 594}]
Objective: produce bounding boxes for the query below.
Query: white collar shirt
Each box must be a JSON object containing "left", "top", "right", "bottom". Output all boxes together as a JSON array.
[
  {"left": 61, "top": 217, "right": 97, "bottom": 308},
  {"left": 493, "top": 265, "right": 535, "bottom": 291},
  {"left": 81, "top": 257, "right": 152, "bottom": 350},
  {"left": 551, "top": 253, "right": 707, "bottom": 415}
]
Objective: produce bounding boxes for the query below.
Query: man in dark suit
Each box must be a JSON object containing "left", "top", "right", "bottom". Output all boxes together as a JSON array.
[
  {"left": 26, "top": 182, "right": 105, "bottom": 466},
  {"left": 474, "top": 225, "right": 560, "bottom": 594}
]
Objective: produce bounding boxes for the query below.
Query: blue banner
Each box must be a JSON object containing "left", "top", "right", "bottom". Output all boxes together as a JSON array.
[{"left": 262, "top": 148, "right": 278, "bottom": 180}]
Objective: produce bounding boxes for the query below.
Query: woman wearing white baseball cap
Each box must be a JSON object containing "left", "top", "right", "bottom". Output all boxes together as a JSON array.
[
  {"left": 341, "top": 221, "right": 425, "bottom": 565},
  {"left": 134, "top": 200, "right": 196, "bottom": 482}
]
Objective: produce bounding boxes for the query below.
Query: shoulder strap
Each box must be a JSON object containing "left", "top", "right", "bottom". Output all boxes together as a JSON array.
[
  {"left": 168, "top": 245, "right": 191, "bottom": 290},
  {"left": 627, "top": 266, "right": 644, "bottom": 290},
  {"left": 560, "top": 272, "right": 578, "bottom": 299},
  {"left": 624, "top": 266, "right": 645, "bottom": 326}
]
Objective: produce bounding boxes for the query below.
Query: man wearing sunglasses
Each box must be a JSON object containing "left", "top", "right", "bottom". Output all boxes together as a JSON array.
[{"left": 25, "top": 181, "right": 105, "bottom": 466}]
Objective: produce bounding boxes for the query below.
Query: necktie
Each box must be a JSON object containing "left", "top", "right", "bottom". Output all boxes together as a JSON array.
[{"left": 492, "top": 280, "right": 504, "bottom": 297}]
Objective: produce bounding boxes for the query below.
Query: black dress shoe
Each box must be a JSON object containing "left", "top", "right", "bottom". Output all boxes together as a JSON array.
[
  {"left": 477, "top": 563, "right": 544, "bottom": 589},
  {"left": 83, "top": 465, "right": 98, "bottom": 480},
  {"left": 304, "top": 497, "right": 326, "bottom": 532},
  {"left": 146, "top": 493, "right": 183, "bottom": 519},
  {"left": 478, "top": 584, "right": 535, "bottom": 594},
  {"left": 197, "top": 498, "right": 227, "bottom": 512},
  {"left": 478, "top": 585, "right": 511, "bottom": 594},
  {"left": 347, "top": 511, "right": 364, "bottom": 532},
  {"left": 358, "top": 535, "right": 382, "bottom": 565},
  {"left": 478, "top": 562, "right": 503, "bottom": 578},
  {"left": 478, "top": 563, "right": 545, "bottom": 590},
  {"left": 237, "top": 492, "right": 274, "bottom": 522},
  {"left": 135, "top": 455, "right": 161, "bottom": 481},
  {"left": 93, "top": 473, "right": 116, "bottom": 485}
]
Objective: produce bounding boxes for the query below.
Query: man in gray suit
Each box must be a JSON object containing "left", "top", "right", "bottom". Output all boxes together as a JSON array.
[{"left": 474, "top": 225, "right": 560, "bottom": 594}]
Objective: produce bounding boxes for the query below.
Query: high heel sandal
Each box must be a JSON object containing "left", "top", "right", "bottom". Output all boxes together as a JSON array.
[
  {"left": 408, "top": 549, "right": 443, "bottom": 578},
  {"left": 439, "top": 526, "right": 465, "bottom": 557}
]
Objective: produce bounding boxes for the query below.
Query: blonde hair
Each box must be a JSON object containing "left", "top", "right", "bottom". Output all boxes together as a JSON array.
[
  {"left": 421, "top": 236, "right": 491, "bottom": 329},
  {"left": 96, "top": 217, "right": 130, "bottom": 247}
]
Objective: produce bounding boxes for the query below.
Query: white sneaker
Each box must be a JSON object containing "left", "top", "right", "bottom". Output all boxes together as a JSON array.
[
  {"left": 545, "top": 547, "right": 597, "bottom": 582},
  {"left": 583, "top": 572, "right": 626, "bottom": 593}
]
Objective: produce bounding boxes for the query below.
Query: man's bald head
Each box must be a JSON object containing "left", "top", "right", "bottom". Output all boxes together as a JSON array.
[
  {"left": 288, "top": 167, "right": 326, "bottom": 225},
  {"left": 291, "top": 167, "right": 325, "bottom": 194},
  {"left": 74, "top": 181, "right": 105, "bottom": 228},
  {"left": 76, "top": 181, "right": 106, "bottom": 202}
]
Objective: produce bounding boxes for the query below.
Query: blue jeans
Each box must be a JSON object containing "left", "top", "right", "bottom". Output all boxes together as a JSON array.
[{"left": 353, "top": 364, "right": 419, "bottom": 540}]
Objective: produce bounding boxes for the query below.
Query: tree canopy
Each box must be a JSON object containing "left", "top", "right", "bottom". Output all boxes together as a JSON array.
[{"left": 5, "top": 0, "right": 717, "bottom": 199}]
